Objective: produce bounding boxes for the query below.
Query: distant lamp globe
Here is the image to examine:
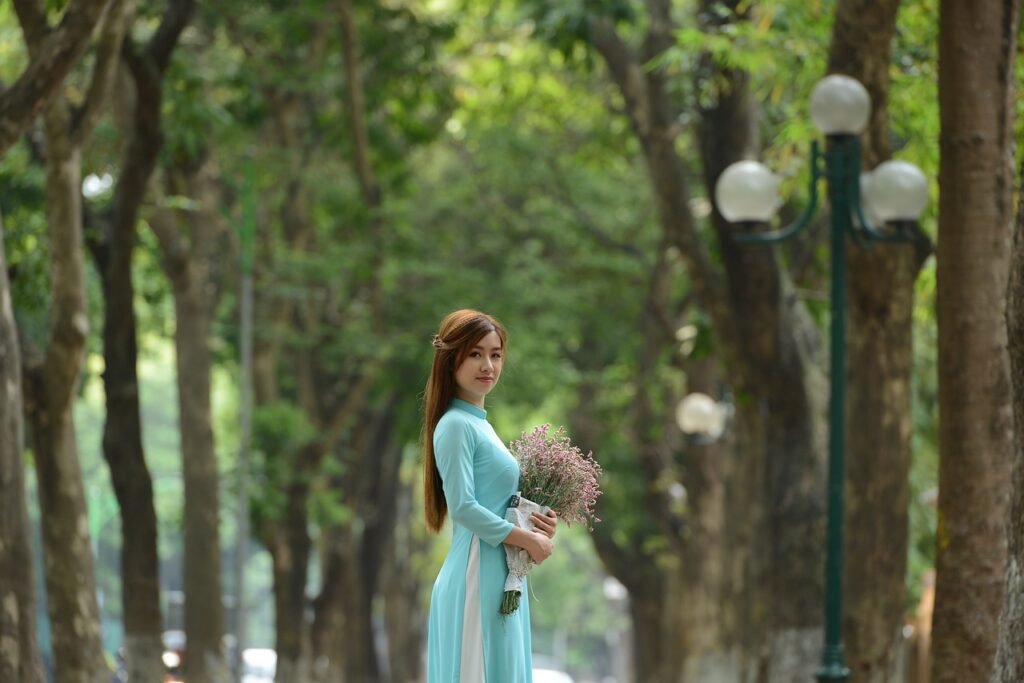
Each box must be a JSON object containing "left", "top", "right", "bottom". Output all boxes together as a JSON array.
[
  {"left": 676, "top": 392, "right": 725, "bottom": 440},
  {"left": 602, "top": 576, "right": 628, "bottom": 602},
  {"left": 714, "top": 161, "right": 781, "bottom": 223},
  {"left": 863, "top": 160, "right": 929, "bottom": 222},
  {"left": 809, "top": 75, "right": 871, "bottom": 135}
]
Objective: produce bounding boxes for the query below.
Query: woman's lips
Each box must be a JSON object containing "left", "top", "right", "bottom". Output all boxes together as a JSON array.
[{"left": 476, "top": 377, "right": 494, "bottom": 383}]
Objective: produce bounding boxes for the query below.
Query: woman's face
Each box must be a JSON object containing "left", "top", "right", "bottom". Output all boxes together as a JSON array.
[{"left": 454, "top": 331, "right": 504, "bottom": 406}]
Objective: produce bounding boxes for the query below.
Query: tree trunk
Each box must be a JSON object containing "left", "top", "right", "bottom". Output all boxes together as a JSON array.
[
  {"left": 269, "top": 473, "right": 315, "bottom": 683},
  {"left": 348, "top": 418, "right": 402, "bottom": 683},
  {"left": 0, "top": 215, "right": 45, "bottom": 683},
  {"left": 993, "top": 156, "right": 1024, "bottom": 682},
  {"left": 569, "top": 387, "right": 676, "bottom": 683},
  {"left": 312, "top": 403, "right": 401, "bottom": 683},
  {"left": 265, "top": 310, "right": 382, "bottom": 682},
  {"left": 827, "top": 1, "right": 930, "bottom": 679},
  {"left": 21, "top": 100, "right": 107, "bottom": 683},
  {"left": 676, "top": 360, "right": 736, "bottom": 683},
  {"left": 84, "top": 4, "right": 195, "bottom": 678},
  {"left": 841, "top": 237, "right": 918, "bottom": 683},
  {"left": 257, "top": 316, "right": 314, "bottom": 682},
  {"left": 149, "top": 160, "right": 231, "bottom": 683},
  {"left": 381, "top": 454, "right": 428, "bottom": 683},
  {"left": 628, "top": 585, "right": 670, "bottom": 683},
  {"left": 112, "top": 4, "right": 209, "bottom": 680},
  {"left": 625, "top": 246, "right": 744, "bottom": 682},
  {"left": 932, "top": 1, "right": 1019, "bottom": 680},
  {"left": 338, "top": 563, "right": 380, "bottom": 683},
  {"left": 248, "top": 113, "right": 317, "bottom": 683},
  {"left": 16, "top": 0, "right": 130, "bottom": 675},
  {"left": 588, "top": 506, "right": 665, "bottom": 683},
  {"left": 89, "top": 213, "right": 165, "bottom": 683},
  {"left": 88, "top": 99, "right": 166, "bottom": 683},
  {"left": 842, "top": 249, "right": 917, "bottom": 683},
  {"left": 586, "top": 2, "right": 829, "bottom": 676},
  {"left": 266, "top": 368, "right": 384, "bottom": 683},
  {"left": 694, "top": 4, "right": 827, "bottom": 676},
  {"left": 714, "top": 402, "right": 771, "bottom": 683},
  {"left": 174, "top": 276, "right": 230, "bottom": 683}
]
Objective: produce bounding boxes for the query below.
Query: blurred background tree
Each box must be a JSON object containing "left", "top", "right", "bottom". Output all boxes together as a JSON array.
[{"left": 1, "top": 0, "right": 1020, "bottom": 682}]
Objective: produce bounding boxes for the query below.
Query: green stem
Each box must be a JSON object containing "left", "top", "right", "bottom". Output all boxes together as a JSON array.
[{"left": 499, "top": 590, "right": 521, "bottom": 616}]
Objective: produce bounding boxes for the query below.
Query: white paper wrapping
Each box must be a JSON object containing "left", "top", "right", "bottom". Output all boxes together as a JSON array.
[{"left": 502, "top": 492, "right": 549, "bottom": 598}]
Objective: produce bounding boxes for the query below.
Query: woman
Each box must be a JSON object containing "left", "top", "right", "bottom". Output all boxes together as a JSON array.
[{"left": 423, "top": 309, "right": 557, "bottom": 683}]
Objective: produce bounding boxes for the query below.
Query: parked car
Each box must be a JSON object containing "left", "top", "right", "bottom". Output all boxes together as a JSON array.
[
  {"left": 241, "top": 648, "right": 276, "bottom": 683},
  {"left": 533, "top": 668, "right": 576, "bottom": 683},
  {"left": 161, "top": 630, "right": 186, "bottom": 683}
]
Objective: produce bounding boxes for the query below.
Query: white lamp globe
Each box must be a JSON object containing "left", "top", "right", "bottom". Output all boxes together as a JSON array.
[
  {"left": 676, "top": 393, "right": 725, "bottom": 439},
  {"left": 863, "top": 160, "right": 929, "bottom": 221},
  {"left": 809, "top": 75, "right": 871, "bottom": 135},
  {"left": 714, "top": 160, "right": 781, "bottom": 222}
]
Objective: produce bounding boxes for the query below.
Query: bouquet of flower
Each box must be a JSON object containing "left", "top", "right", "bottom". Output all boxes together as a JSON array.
[{"left": 501, "top": 425, "right": 602, "bottom": 615}]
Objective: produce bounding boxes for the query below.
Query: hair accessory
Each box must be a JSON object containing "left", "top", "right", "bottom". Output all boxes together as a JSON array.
[{"left": 432, "top": 334, "right": 446, "bottom": 350}]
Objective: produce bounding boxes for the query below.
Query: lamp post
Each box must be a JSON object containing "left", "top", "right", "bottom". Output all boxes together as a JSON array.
[{"left": 713, "top": 74, "right": 928, "bottom": 682}]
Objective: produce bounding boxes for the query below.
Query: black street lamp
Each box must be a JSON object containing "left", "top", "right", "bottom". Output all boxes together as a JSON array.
[{"left": 713, "top": 74, "right": 928, "bottom": 682}]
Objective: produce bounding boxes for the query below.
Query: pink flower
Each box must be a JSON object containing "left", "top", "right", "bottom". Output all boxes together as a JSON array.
[{"left": 509, "top": 425, "right": 603, "bottom": 529}]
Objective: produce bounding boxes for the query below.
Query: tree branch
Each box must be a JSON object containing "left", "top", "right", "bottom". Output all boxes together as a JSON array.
[
  {"left": 11, "top": 0, "right": 49, "bottom": 53},
  {"left": 71, "top": 0, "right": 133, "bottom": 146},
  {"left": 543, "top": 156, "right": 648, "bottom": 260},
  {"left": 319, "top": 366, "right": 382, "bottom": 456},
  {"left": 0, "top": 0, "right": 113, "bottom": 155},
  {"left": 40, "top": 106, "right": 90, "bottom": 410},
  {"left": 338, "top": 0, "right": 386, "bottom": 328},
  {"left": 591, "top": 16, "right": 738, "bottom": 368},
  {"left": 111, "top": 0, "right": 195, "bottom": 284},
  {"left": 589, "top": 475, "right": 664, "bottom": 596},
  {"left": 590, "top": 19, "right": 652, "bottom": 137},
  {"left": 147, "top": 204, "right": 189, "bottom": 278},
  {"left": 338, "top": 0, "right": 380, "bottom": 207},
  {"left": 147, "top": 0, "right": 195, "bottom": 73},
  {"left": 642, "top": 0, "right": 675, "bottom": 62},
  {"left": 632, "top": 245, "right": 688, "bottom": 550},
  {"left": 83, "top": 204, "right": 111, "bottom": 274}
]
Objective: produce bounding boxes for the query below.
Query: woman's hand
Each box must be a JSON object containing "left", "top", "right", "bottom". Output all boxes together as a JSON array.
[
  {"left": 531, "top": 510, "right": 558, "bottom": 539},
  {"left": 527, "top": 531, "right": 554, "bottom": 565},
  {"left": 502, "top": 525, "right": 554, "bottom": 563}
]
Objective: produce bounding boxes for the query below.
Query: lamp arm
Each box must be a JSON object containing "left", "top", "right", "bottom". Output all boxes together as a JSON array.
[
  {"left": 847, "top": 138, "right": 914, "bottom": 244},
  {"left": 734, "top": 140, "right": 823, "bottom": 245},
  {"left": 849, "top": 221, "right": 876, "bottom": 250}
]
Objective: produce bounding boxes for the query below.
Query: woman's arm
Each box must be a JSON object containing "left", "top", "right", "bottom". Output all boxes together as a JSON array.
[
  {"left": 435, "top": 417, "right": 515, "bottom": 547},
  {"left": 503, "top": 526, "right": 554, "bottom": 565}
]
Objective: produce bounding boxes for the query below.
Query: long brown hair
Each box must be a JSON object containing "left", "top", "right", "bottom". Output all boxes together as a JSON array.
[{"left": 423, "top": 309, "right": 508, "bottom": 533}]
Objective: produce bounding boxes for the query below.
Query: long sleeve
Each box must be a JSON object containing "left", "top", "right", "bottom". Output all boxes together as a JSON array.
[{"left": 434, "top": 417, "right": 514, "bottom": 547}]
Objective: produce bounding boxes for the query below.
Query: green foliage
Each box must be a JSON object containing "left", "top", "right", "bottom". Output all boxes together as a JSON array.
[
  {"left": 45, "top": 0, "right": 71, "bottom": 13},
  {"left": 891, "top": 0, "right": 940, "bottom": 238},
  {"left": 162, "top": 40, "right": 239, "bottom": 164},
  {"left": 250, "top": 402, "right": 316, "bottom": 523},
  {"left": 0, "top": 3, "right": 27, "bottom": 80},
  {"left": 908, "top": 259, "right": 939, "bottom": 607},
  {"left": 6, "top": 0, "right": 956, "bottom": 658},
  {"left": 0, "top": 140, "right": 48, "bottom": 311},
  {"left": 518, "top": 0, "right": 635, "bottom": 63},
  {"left": 527, "top": 524, "right": 629, "bottom": 675}
]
